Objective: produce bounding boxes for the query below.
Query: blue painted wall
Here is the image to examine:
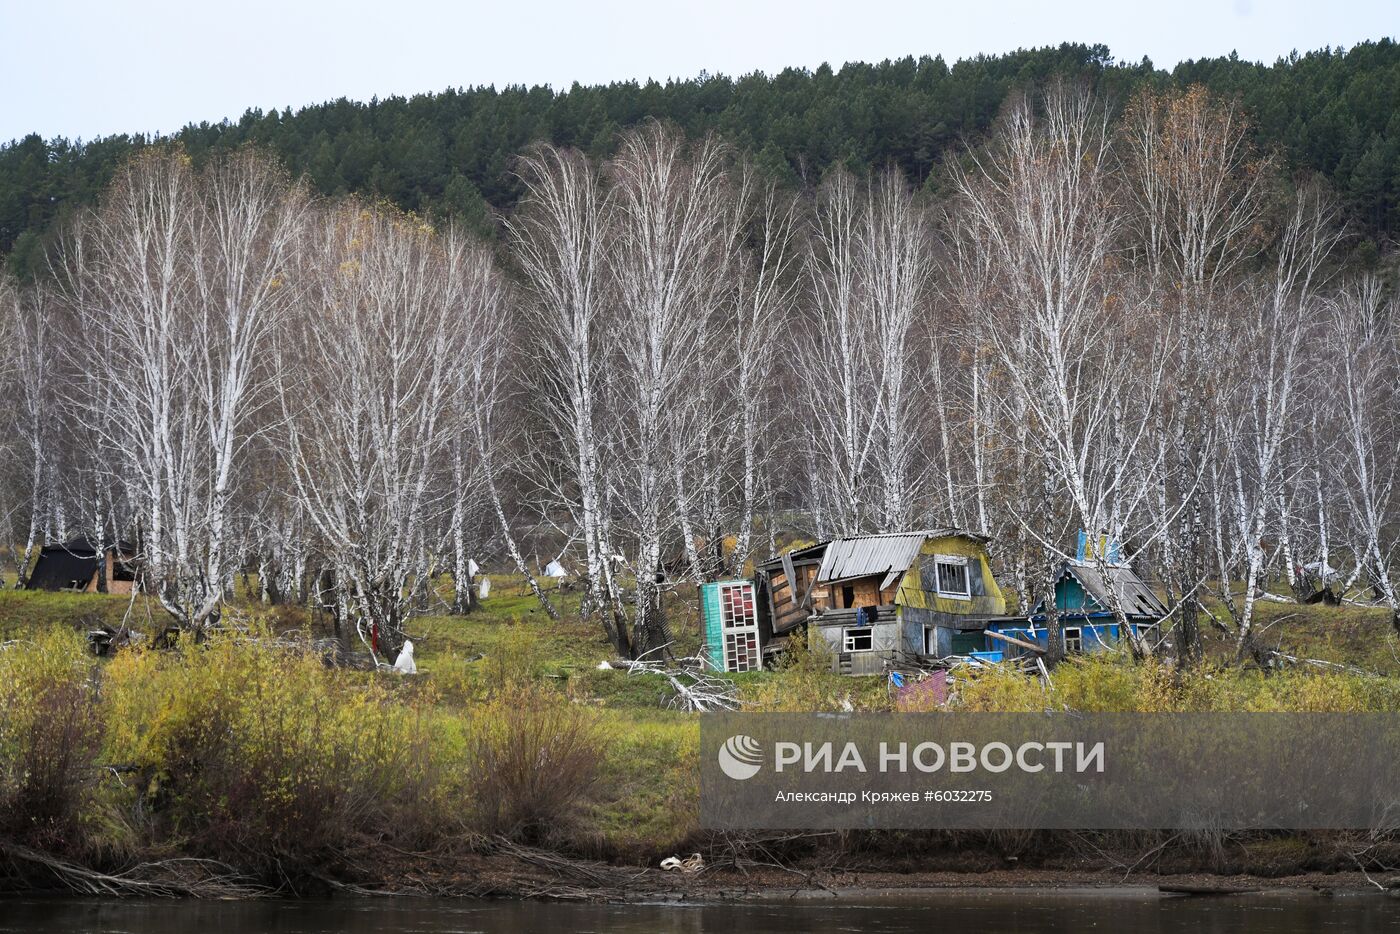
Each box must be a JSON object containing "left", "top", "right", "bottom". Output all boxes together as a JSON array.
[{"left": 983, "top": 616, "right": 1146, "bottom": 655}]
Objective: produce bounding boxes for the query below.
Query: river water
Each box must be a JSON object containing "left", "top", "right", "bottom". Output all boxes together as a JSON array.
[{"left": 4, "top": 890, "right": 1398, "bottom": 932}]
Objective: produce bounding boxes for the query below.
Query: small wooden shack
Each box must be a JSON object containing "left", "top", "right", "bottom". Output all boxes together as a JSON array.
[
  {"left": 757, "top": 529, "right": 1007, "bottom": 675},
  {"left": 27, "top": 539, "right": 139, "bottom": 594}
]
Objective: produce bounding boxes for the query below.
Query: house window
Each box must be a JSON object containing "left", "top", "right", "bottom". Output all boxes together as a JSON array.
[
  {"left": 934, "top": 556, "right": 970, "bottom": 598},
  {"left": 719, "top": 582, "right": 756, "bottom": 630},
  {"left": 1063, "top": 626, "right": 1082, "bottom": 653},
  {"left": 843, "top": 628, "right": 873, "bottom": 652},
  {"left": 841, "top": 585, "right": 855, "bottom": 608}
]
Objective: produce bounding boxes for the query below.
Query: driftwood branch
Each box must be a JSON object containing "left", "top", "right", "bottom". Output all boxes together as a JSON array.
[{"left": 0, "top": 840, "right": 264, "bottom": 898}]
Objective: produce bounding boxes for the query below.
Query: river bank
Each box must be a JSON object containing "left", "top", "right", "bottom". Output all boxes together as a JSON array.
[
  {"left": 351, "top": 842, "right": 1400, "bottom": 900},
  {"left": 356, "top": 858, "right": 1400, "bottom": 901},
  {"left": 9, "top": 834, "right": 1398, "bottom": 901}
]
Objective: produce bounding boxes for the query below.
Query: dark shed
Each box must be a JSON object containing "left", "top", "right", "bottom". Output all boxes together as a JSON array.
[{"left": 28, "top": 539, "right": 139, "bottom": 593}]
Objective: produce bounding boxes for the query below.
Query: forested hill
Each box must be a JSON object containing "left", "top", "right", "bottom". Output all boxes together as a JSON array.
[{"left": 3, "top": 40, "right": 1398, "bottom": 277}]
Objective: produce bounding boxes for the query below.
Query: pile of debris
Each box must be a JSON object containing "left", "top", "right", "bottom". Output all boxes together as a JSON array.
[{"left": 610, "top": 646, "right": 742, "bottom": 712}]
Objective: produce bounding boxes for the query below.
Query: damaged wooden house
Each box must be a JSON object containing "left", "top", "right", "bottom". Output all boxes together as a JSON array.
[
  {"left": 974, "top": 559, "right": 1166, "bottom": 662},
  {"left": 754, "top": 529, "right": 1008, "bottom": 675}
]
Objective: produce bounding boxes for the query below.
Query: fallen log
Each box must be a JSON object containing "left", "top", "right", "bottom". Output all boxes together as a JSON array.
[{"left": 983, "top": 629, "right": 1046, "bottom": 655}]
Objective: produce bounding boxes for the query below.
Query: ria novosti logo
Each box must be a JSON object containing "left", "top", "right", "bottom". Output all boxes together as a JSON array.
[
  {"left": 718, "top": 734, "right": 763, "bottom": 780},
  {"left": 715, "top": 733, "right": 1108, "bottom": 781}
]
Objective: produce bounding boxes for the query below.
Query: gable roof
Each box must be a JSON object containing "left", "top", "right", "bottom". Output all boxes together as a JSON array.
[
  {"left": 1060, "top": 560, "right": 1167, "bottom": 618},
  {"left": 816, "top": 529, "right": 988, "bottom": 590}
]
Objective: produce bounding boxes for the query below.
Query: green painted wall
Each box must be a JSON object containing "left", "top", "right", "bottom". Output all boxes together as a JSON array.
[
  {"left": 700, "top": 582, "right": 723, "bottom": 669},
  {"left": 1056, "top": 576, "right": 1093, "bottom": 612}
]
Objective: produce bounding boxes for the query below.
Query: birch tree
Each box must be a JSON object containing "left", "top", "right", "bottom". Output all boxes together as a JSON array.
[
  {"left": 2, "top": 284, "right": 64, "bottom": 585},
  {"left": 508, "top": 143, "right": 629, "bottom": 651},
  {"left": 1122, "top": 84, "right": 1269, "bottom": 661},
  {"left": 454, "top": 234, "right": 561, "bottom": 621},
  {"left": 800, "top": 167, "right": 872, "bottom": 534},
  {"left": 725, "top": 169, "right": 801, "bottom": 571},
  {"left": 864, "top": 170, "right": 934, "bottom": 529},
  {"left": 0, "top": 276, "right": 23, "bottom": 584},
  {"left": 64, "top": 149, "right": 303, "bottom": 630},
  {"left": 606, "top": 123, "right": 732, "bottom": 656},
  {"left": 798, "top": 166, "right": 931, "bottom": 535},
  {"left": 1215, "top": 183, "right": 1342, "bottom": 658},
  {"left": 280, "top": 204, "right": 499, "bottom": 659},
  {"left": 1325, "top": 275, "right": 1400, "bottom": 628},
  {"left": 663, "top": 162, "right": 801, "bottom": 582},
  {"left": 942, "top": 205, "right": 1030, "bottom": 591},
  {"left": 48, "top": 218, "right": 127, "bottom": 591},
  {"left": 953, "top": 85, "right": 1168, "bottom": 659}
]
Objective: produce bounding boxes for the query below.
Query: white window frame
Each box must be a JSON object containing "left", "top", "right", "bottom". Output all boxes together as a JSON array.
[
  {"left": 1063, "top": 626, "right": 1082, "bottom": 653},
  {"left": 717, "top": 581, "right": 761, "bottom": 672},
  {"left": 933, "top": 554, "right": 971, "bottom": 599},
  {"left": 842, "top": 627, "right": 874, "bottom": 653}
]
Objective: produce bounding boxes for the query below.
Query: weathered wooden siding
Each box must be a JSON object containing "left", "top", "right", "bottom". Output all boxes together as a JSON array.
[
  {"left": 766, "top": 560, "right": 819, "bottom": 633},
  {"left": 810, "top": 612, "right": 901, "bottom": 676},
  {"left": 812, "top": 576, "right": 898, "bottom": 612}
]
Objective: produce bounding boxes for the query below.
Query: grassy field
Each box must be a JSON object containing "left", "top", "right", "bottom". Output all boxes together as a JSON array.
[{"left": 1217, "top": 596, "right": 1400, "bottom": 673}]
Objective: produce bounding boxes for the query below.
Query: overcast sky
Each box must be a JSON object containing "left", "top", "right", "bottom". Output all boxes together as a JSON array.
[{"left": 3, "top": 0, "right": 1396, "bottom": 142}]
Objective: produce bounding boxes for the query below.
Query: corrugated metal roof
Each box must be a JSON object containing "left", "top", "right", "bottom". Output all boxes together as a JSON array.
[
  {"left": 754, "top": 541, "right": 829, "bottom": 574},
  {"left": 815, "top": 529, "right": 985, "bottom": 587},
  {"left": 1064, "top": 561, "right": 1167, "bottom": 618}
]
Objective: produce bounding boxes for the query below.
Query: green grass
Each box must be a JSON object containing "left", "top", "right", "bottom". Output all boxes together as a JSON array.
[
  {"left": 0, "top": 589, "right": 135, "bottom": 639},
  {"left": 587, "top": 711, "right": 699, "bottom": 857},
  {"left": 9, "top": 573, "right": 1399, "bottom": 689},
  {"left": 1194, "top": 589, "right": 1400, "bottom": 673},
  {"left": 1244, "top": 600, "right": 1399, "bottom": 671}
]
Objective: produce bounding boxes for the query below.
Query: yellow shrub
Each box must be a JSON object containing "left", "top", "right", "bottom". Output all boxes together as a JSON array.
[
  {"left": 0, "top": 629, "right": 102, "bottom": 853},
  {"left": 1050, "top": 656, "right": 1143, "bottom": 711},
  {"left": 100, "top": 628, "right": 460, "bottom": 866},
  {"left": 464, "top": 681, "right": 605, "bottom": 842},
  {"left": 954, "top": 665, "right": 1048, "bottom": 712},
  {"left": 741, "top": 638, "right": 890, "bottom": 711}
]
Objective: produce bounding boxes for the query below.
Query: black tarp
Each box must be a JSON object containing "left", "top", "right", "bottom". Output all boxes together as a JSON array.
[
  {"left": 28, "top": 541, "right": 101, "bottom": 590},
  {"left": 27, "top": 539, "right": 138, "bottom": 591}
]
